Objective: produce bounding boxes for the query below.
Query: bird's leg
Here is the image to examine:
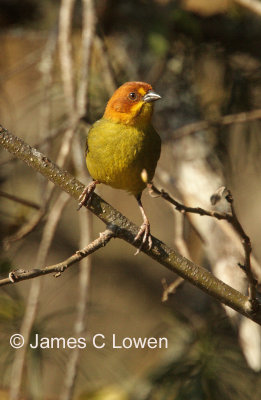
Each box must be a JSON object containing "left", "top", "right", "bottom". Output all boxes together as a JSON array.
[
  {"left": 77, "top": 180, "right": 99, "bottom": 210},
  {"left": 133, "top": 194, "right": 153, "bottom": 255}
]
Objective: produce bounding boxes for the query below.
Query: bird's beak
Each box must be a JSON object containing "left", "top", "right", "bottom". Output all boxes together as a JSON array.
[{"left": 143, "top": 90, "right": 161, "bottom": 103}]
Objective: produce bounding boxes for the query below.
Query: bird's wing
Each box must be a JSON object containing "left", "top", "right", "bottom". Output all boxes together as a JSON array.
[
  {"left": 85, "top": 136, "right": 89, "bottom": 156},
  {"left": 85, "top": 119, "right": 104, "bottom": 156},
  {"left": 85, "top": 123, "right": 96, "bottom": 156}
]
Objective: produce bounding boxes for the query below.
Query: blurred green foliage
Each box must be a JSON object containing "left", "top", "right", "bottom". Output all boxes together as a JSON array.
[{"left": 146, "top": 314, "right": 256, "bottom": 400}]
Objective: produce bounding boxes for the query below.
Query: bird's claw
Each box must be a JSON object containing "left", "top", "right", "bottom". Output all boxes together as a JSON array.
[
  {"left": 77, "top": 181, "right": 97, "bottom": 210},
  {"left": 133, "top": 222, "right": 152, "bottom": 255}
]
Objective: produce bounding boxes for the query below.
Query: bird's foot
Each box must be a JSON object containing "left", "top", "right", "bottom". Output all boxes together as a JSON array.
[
  {"left": 77, "top": 180, "right": 98, "bottom": 210},
  {"left": 133, "top": 221, "right": 153, "bottom": 255}
]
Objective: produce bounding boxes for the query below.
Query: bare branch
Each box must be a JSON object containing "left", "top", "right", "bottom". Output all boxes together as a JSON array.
[
  {"left": 0, "top": 190, "right": 40, "bottom": 210},
  {"left": 173, "top": 108, "right": 261, "bottom": 139},
  {"left": 147, "top": 182, "right": 232, "bottom": 221},
  {"left": 0, "top": 228, "right": 114, "bottom": 287},
  {"left": 225, "top": 190, "right": 257, "bottom": 303},
  {"left": 1, "top": 125, "right": 261, "bottom": 324},
  {"left": 148, "top": 182, "right": 257, "bottom": 305}
]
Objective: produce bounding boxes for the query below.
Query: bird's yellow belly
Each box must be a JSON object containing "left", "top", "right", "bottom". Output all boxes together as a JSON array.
[
  {"left": 87, "top": 149, "right": 146, "bottom": 195},
  {"left": 86, "top": 120, "right": 160, "bottom": 196}
]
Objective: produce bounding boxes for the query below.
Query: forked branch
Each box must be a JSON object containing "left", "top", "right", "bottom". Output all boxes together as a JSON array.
[{"left": 147, "top": 183, "right": 257, "bottom": 305}]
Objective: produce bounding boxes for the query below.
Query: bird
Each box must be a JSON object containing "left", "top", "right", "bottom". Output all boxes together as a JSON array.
[{"left": 78, "top": 81, "right": 161, "bottom": 253}]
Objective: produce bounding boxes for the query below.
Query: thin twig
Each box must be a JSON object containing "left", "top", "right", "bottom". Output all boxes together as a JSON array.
[
  {"left": 161, "top": 277, "right": 185, "bottom": 302},
  {"left": 0, "top": 228, "right": 114, "bottom": 287},
  {"left": 147, "top": 182, "right": 232, "bottom": 221},
  {"left": 0, "top": 190, "right": 40, "bottom": 210},
  {"left": 225, "top": 190, "right": 257, "bottom": 303},
  {"left": 148, "top": 182, "right": 257, "bottom": 304},
  {"left": 173, "top": 108, "right": 261, "bottom": 140}
]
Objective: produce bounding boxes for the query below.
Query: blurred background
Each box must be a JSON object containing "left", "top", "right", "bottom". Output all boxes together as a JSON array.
[{"left": 1, "top": 0, "right": 261, "bottom": 399}]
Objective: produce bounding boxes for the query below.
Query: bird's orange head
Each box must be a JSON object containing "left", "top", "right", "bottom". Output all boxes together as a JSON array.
[{"left": 104, "top": 82, "right": 161, "bottom": 126}]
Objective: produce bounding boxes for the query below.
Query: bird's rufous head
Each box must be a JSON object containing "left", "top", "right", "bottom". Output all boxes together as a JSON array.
[{"left": 104, "top": 82, "right": 161, "bottom": 126}]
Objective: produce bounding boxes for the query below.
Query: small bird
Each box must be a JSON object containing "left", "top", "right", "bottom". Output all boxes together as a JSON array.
[{"left": 79, "top": 81, "right": 161, "bottom": 253}]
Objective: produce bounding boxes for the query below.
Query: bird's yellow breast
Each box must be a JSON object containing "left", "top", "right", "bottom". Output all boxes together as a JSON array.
[{"left": 86, "top": 118, "right": 161, "bottom": 196}]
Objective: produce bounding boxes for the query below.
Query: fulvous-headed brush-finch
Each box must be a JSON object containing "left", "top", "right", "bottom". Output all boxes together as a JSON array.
[{"left": 79, "top": 81, "right": 161, "bottom": 253}]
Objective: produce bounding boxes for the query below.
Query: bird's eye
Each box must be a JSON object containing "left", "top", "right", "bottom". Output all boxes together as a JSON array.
[{"left": 128, "top": 92, "right": 137, "bottom": 101}]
